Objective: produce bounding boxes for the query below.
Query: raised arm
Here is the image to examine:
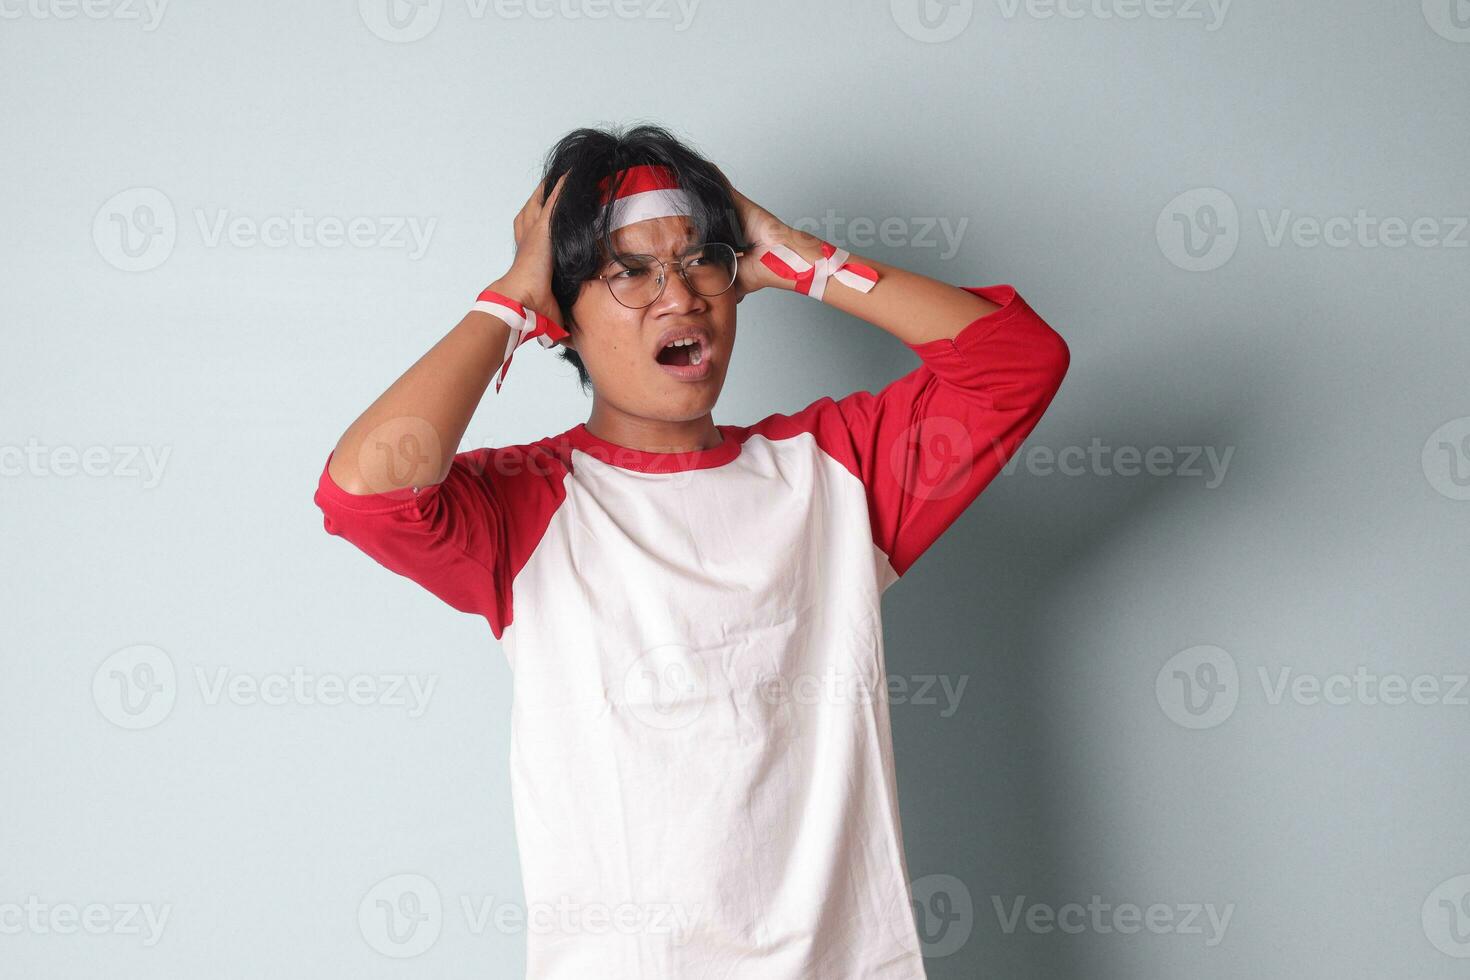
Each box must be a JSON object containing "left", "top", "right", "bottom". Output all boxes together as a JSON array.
[
  {"left": 721, "top": 178, "right": 1005, "bottom": 345},
  {"left": 326, "top": 173, "right": 567, "bottom": 495},
  {"left": 722, "top": 176, "right": 1070, "bottom": 580}
]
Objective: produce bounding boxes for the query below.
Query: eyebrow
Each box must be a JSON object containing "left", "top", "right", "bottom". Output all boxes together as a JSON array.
[{"left": 600, "top": 243, "right": 703, "bottom": 266}]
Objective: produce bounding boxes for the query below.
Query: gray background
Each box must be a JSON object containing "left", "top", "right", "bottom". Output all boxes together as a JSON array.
[{"left": 4, "top": 0, "right": 1468, "bottom": 976}]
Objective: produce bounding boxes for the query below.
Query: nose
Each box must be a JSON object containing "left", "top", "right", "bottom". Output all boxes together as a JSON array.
[{"left": 649, "top": 263, "right": 707, "bottom": 316}]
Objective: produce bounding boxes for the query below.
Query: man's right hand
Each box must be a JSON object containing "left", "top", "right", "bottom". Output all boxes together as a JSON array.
[{"left": 489, "top": 171, "right": 569, "bottom": 320}]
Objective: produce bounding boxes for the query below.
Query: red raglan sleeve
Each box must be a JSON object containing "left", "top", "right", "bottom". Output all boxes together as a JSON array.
[
  {"left": 830, "top": 284, "right": 1071, "bottom": 579},
  {"left": 312, "top": 447, "right": 516, "bottom": 638}
]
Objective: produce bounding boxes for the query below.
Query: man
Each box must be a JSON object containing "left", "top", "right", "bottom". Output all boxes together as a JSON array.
[{"left": 314, "top": 123, "right": 1070, "bottom": 979}]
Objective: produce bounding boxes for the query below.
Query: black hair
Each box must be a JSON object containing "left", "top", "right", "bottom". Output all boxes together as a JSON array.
[{"left": 534, "top": 123, "right": 752, "bottom": 392}]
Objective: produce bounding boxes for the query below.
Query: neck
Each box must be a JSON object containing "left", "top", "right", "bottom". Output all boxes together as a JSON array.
[{"left": 584, "top": 403, "right": 722, "bottom": 454}]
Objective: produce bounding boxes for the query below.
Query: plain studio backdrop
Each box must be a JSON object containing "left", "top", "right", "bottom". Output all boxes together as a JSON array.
[{"left": 3, "top": 2, "right": 1468, "bottom": 977}]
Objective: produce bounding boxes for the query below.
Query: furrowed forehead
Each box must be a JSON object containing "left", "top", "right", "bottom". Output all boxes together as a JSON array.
[{"left": 606, "top": 216, "right": 699, "bottom": 259}]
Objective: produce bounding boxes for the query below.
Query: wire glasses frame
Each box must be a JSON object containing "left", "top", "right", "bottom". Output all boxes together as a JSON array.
[{"left": 593, "top": 242, "right": 746, "bottom": 309}]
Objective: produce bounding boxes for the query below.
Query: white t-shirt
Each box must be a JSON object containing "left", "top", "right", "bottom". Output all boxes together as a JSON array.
[{"left": 315, "top": 285, "right": 1070, "bottom": 979}]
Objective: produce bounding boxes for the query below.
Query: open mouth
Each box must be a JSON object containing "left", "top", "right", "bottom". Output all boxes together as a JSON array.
[{"left": 655, "top": 337, "right": 704, "bottom": 368}]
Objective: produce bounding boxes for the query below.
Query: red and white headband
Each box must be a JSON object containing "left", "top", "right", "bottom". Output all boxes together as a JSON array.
[
  {"left": 478, "top": 163, "right": 880, "bottom": 391},
  {"left": 597, "top": 163, "right": 693, "bottom": 232},
  {"left": 478, "top": 164, "right": 696, "bottom": 393}
]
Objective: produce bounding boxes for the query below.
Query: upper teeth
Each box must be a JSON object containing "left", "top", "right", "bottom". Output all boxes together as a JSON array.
[{"left": 662, "top": 337, "right": 703, "bottom": 366}]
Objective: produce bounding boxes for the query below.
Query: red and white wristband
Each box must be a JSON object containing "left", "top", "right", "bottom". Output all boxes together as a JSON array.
[
  {"left": 472, "top": 288, "right": 570, "bottom": 393},
  {"left": 758, "top": 240, "right": 880, "bottom": 301}
]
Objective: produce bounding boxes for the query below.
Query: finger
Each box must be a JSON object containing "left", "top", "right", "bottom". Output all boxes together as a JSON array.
[
  {"left": 537, "top": 171, "right": 570, "bottom": 223},
  {"left": 521, "top": 177, "right": 544, "bottom": 215}
]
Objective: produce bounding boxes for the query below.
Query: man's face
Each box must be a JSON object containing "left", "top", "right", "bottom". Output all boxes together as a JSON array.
[{"left": 566, "top": 216, "right": 737, "bottom": 424}]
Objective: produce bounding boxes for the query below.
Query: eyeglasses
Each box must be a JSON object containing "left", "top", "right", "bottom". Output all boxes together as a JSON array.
[{"left": 593, "top": 242, "right": 744, "bottom": 309}]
